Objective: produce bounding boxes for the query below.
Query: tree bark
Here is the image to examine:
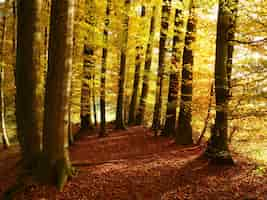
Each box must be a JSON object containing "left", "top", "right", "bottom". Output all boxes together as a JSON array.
[
  {"left": 204, "top": 0, "right": 238, "bottom": 165},
  {"left": 92, "top": 73, "right": 97, "bottom": 127},
  {"left": 152, "top": 0, "right": 172, "bottom": 131},
  {"left": 176, "top": 0, "right": 196, "bottom": 145},
  {"left": 80, "top": 0, "right": 97, "bottom": 130},
  {"left": 100, "top": 0, "right": 111, "bottom": 136},
  {"left": 128, "top": 46, "right": 142, "bottom": 125},
  {"left": 12, "top": 0, "right": 16, "bottom": 54},
  {"left": 80, "top": 45, "right": 94, "bottom": 130},
  {"left": 115, "top": 0, "right": 131, "bottom": 130},
  {"left": 135, "top": 6, "right": 157, "bottom": 125},
  {"left": 16, "top": 0, "right": 43, "bottom": 167},
  {"left": 43, "top": 0, "right": 75, "bottom": 189},
  {"left": 162, "top": 7, "right": 186, "bottom": 137},
  {"left": 226, "top": 1, "right": 238, "bottom": 98},
  {"left": 128, "top": 6, "right": 146, "bottom": 125},
  {"left": 0, "top": 1, "right": 10, "bottom": 149}
]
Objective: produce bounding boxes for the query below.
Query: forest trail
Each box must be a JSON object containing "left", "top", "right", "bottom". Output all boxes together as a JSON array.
[{"left": 1, "top": 126, "right": 267, "bottom": 200}]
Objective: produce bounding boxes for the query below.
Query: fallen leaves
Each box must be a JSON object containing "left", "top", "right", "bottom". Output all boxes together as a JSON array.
[{"left": 1, "top": 126, "right": 267, "bottom": 200}]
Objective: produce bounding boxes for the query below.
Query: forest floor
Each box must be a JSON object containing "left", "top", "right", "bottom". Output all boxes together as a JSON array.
[{"left": 0, "top": 125, "right": 267, "bottom": 200}]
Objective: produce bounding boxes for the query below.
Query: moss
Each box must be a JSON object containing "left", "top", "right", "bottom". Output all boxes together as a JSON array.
[{"left": 55, "top": 158, "right": 75, "bottom": 191}]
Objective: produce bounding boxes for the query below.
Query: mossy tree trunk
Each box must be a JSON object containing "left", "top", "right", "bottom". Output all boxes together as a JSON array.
[
  {"left": 152, "top": 0, "right": 172, "bottom": 131},
  {"left": 204, "top": 0, "right": 238, "bottom": 165},
  {"left": 162, "top": 6, "right": 186, "bottom": 137},
  {"left": 176, "top": 0, "right": 196, "bottom": 145},
  {"left": 16, "top": 0, "right": 43, "bottom": 167},
  {"left": 135, "top": 6, "right": 157, "bottom": 125},
  {"left": 0, "top": 0, "right": 10, "bottom": 149},
  {"left": 115, "top": 0, "right": 131, "bottom": 130},
  {"left": 42, "top": 0, "right": 75, "bottom": 190}
]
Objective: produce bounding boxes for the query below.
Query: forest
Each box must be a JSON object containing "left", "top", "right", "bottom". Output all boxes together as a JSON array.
[{"left": 0, "top": 0, "right": 266, "bottom": 199}]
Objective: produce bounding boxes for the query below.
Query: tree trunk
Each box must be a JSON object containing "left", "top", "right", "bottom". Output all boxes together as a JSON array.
[
  {"left": 16, "top": 0, "right": 43, "bottom": 167},
  {"left": 92, "top": 73, "right": 97, "bottom": 127},
  {"left": 115, "top": 0, "right": 131, "bottom": 130},
  {"left": 128, "top": 46, "right": 142, "bottom": 125},
  {"left": 204, "top": 0, "right": 238, "bottom": 165},
  {"left": 0, "top": 2, "right": 10, "bottom": 148},
  {"left": 162, "top": 7, "right": 186, "bottom": 137},
  {"left": 12, "top": 0, "right": 16, "bottom": 54},
  {"left": 226, "top": 2, "right": 238, "bottom": 98},
  {"left": 68, "top": 84, "right": 74, "bottom": 146},
  {"left": 152, "top": 0, "right": 172, "bottom": 131},
  {"left": 43, "top": 0, "right": 75, "bottom": 190},
  {"left": 176, "top": 0, "right": 196, "bottom": 145},
  {"left": 72, "top": 0, "right": 85, "bottom": 125},
  {"left": 135, "top": 6, "right": 156, "bottom": 125},
  {"left": 128, "top": 6, "right": 146, "bottom": 125},
  {"left": 80, "top": 45, "right": 94, "bottom": 130},
  {"left": 99, "top": 0, "right": 111, "bottom": 136}
]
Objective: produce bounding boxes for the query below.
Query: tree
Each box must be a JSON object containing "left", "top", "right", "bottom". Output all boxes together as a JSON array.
[
  {"left": 176, "top": 0, "right": 196, "bottom": 145},
  {"left": 80, "top": 45, "right": 94, "bottom": 129},
  {"left": 99, "top": 0, "right": 111, "bottom": 136},
  {"left": 42, "top": 0, "right": 75, "bottom": 189},
  {"left": 115, "top": 0, "right": 131, "bottom": 129},
  {"left": 80, "top": 0, "right": 97, "bottom": 130},
  {"left": 15, "top": 0, "right": 43, "bottom": 167},
  {"left": 135, "top": 6, "right": 157, "bottom": 125},
  {"left": 92, "top": 71, "right": 97, "bottom": 127},
  {"left": 11, "top": 0, "right": 16, "bottom": 54},
  {"left": 226, "top": 0, "right": 238, "bottom": 97},
  {"left": 128, "top": 46, "right": 142, "bottom": 125},
  {"left": 128, "top": 6, "right": 146, "bottom": 125},
  {"left": 162, "top": 5, "right": 186, "bottom": 137},
  {"left": 0, "top": 0, "right": 10, "bottom": 149},
  {"left": 152, "top": 0, "right": 172, "bottom": 131},
  {"left": 72, "top": 0, "right": 85, "bottom": 127},
  {"left": 204, "top": 0, "right": 238, "bottom": 164}
]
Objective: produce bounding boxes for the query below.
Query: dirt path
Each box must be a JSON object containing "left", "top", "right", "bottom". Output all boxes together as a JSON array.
[{"left": 1, "top": 126, "right": 267, "bottom": 200}]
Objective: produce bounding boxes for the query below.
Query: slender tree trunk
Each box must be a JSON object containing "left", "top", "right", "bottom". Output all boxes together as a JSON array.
[
  {"left": 92, "top": 73, "right": 97, "bottom": 127},
  {"left": 68, "top": 84, "right": 74, "bottom": 146},
  {"left": 12, "top": 0, "right": 16, "bottom": 54},
  {"left": 128, "top": 46, "right": 142, "bottom": 125},
  {"left": 99, "top": 0, "right": 110, "bottom": 136},
  {"left": 128, "top": 6, "right": 146, "bottom": 125},
  {"left": 135, "top": 6, "right": 156, "bottom": 125},
  {"left": 0, "top": 2, "right": 10, "bottom": 148},
  {"left": 42, "top": 0, "right": 75, "bottom": 190},
  {"left": 162, "top": 7, "right": 186, "bottom": 137},
  {"left": 80, "top": 45, "right": 94, "bottom": 130},
  {"left": 72, "top": 0, "right": 85, "bottom": 125},
  {"left": 152, "top": 0, "right": 172, "bottom": 131},
  {"left": 204, "top": 0, "right": 238, "bottom": 165},
  {"left": 0, "top": 65, "right": 9, "bottom": 149},
  {"left": 16, "top": 0, "right": 43, "bottom": 167},
  {"left": 115, "top": 0, "right": 130, "bottom": 130},
  {"left": 80, "top": 0, "right": 97, "bottom": 130},
  {"left": 176, "top": 0, "right": 196, "bottom": 145},
  {"left": 226, "top": 2, "right": 238, "bottom": 98}
]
